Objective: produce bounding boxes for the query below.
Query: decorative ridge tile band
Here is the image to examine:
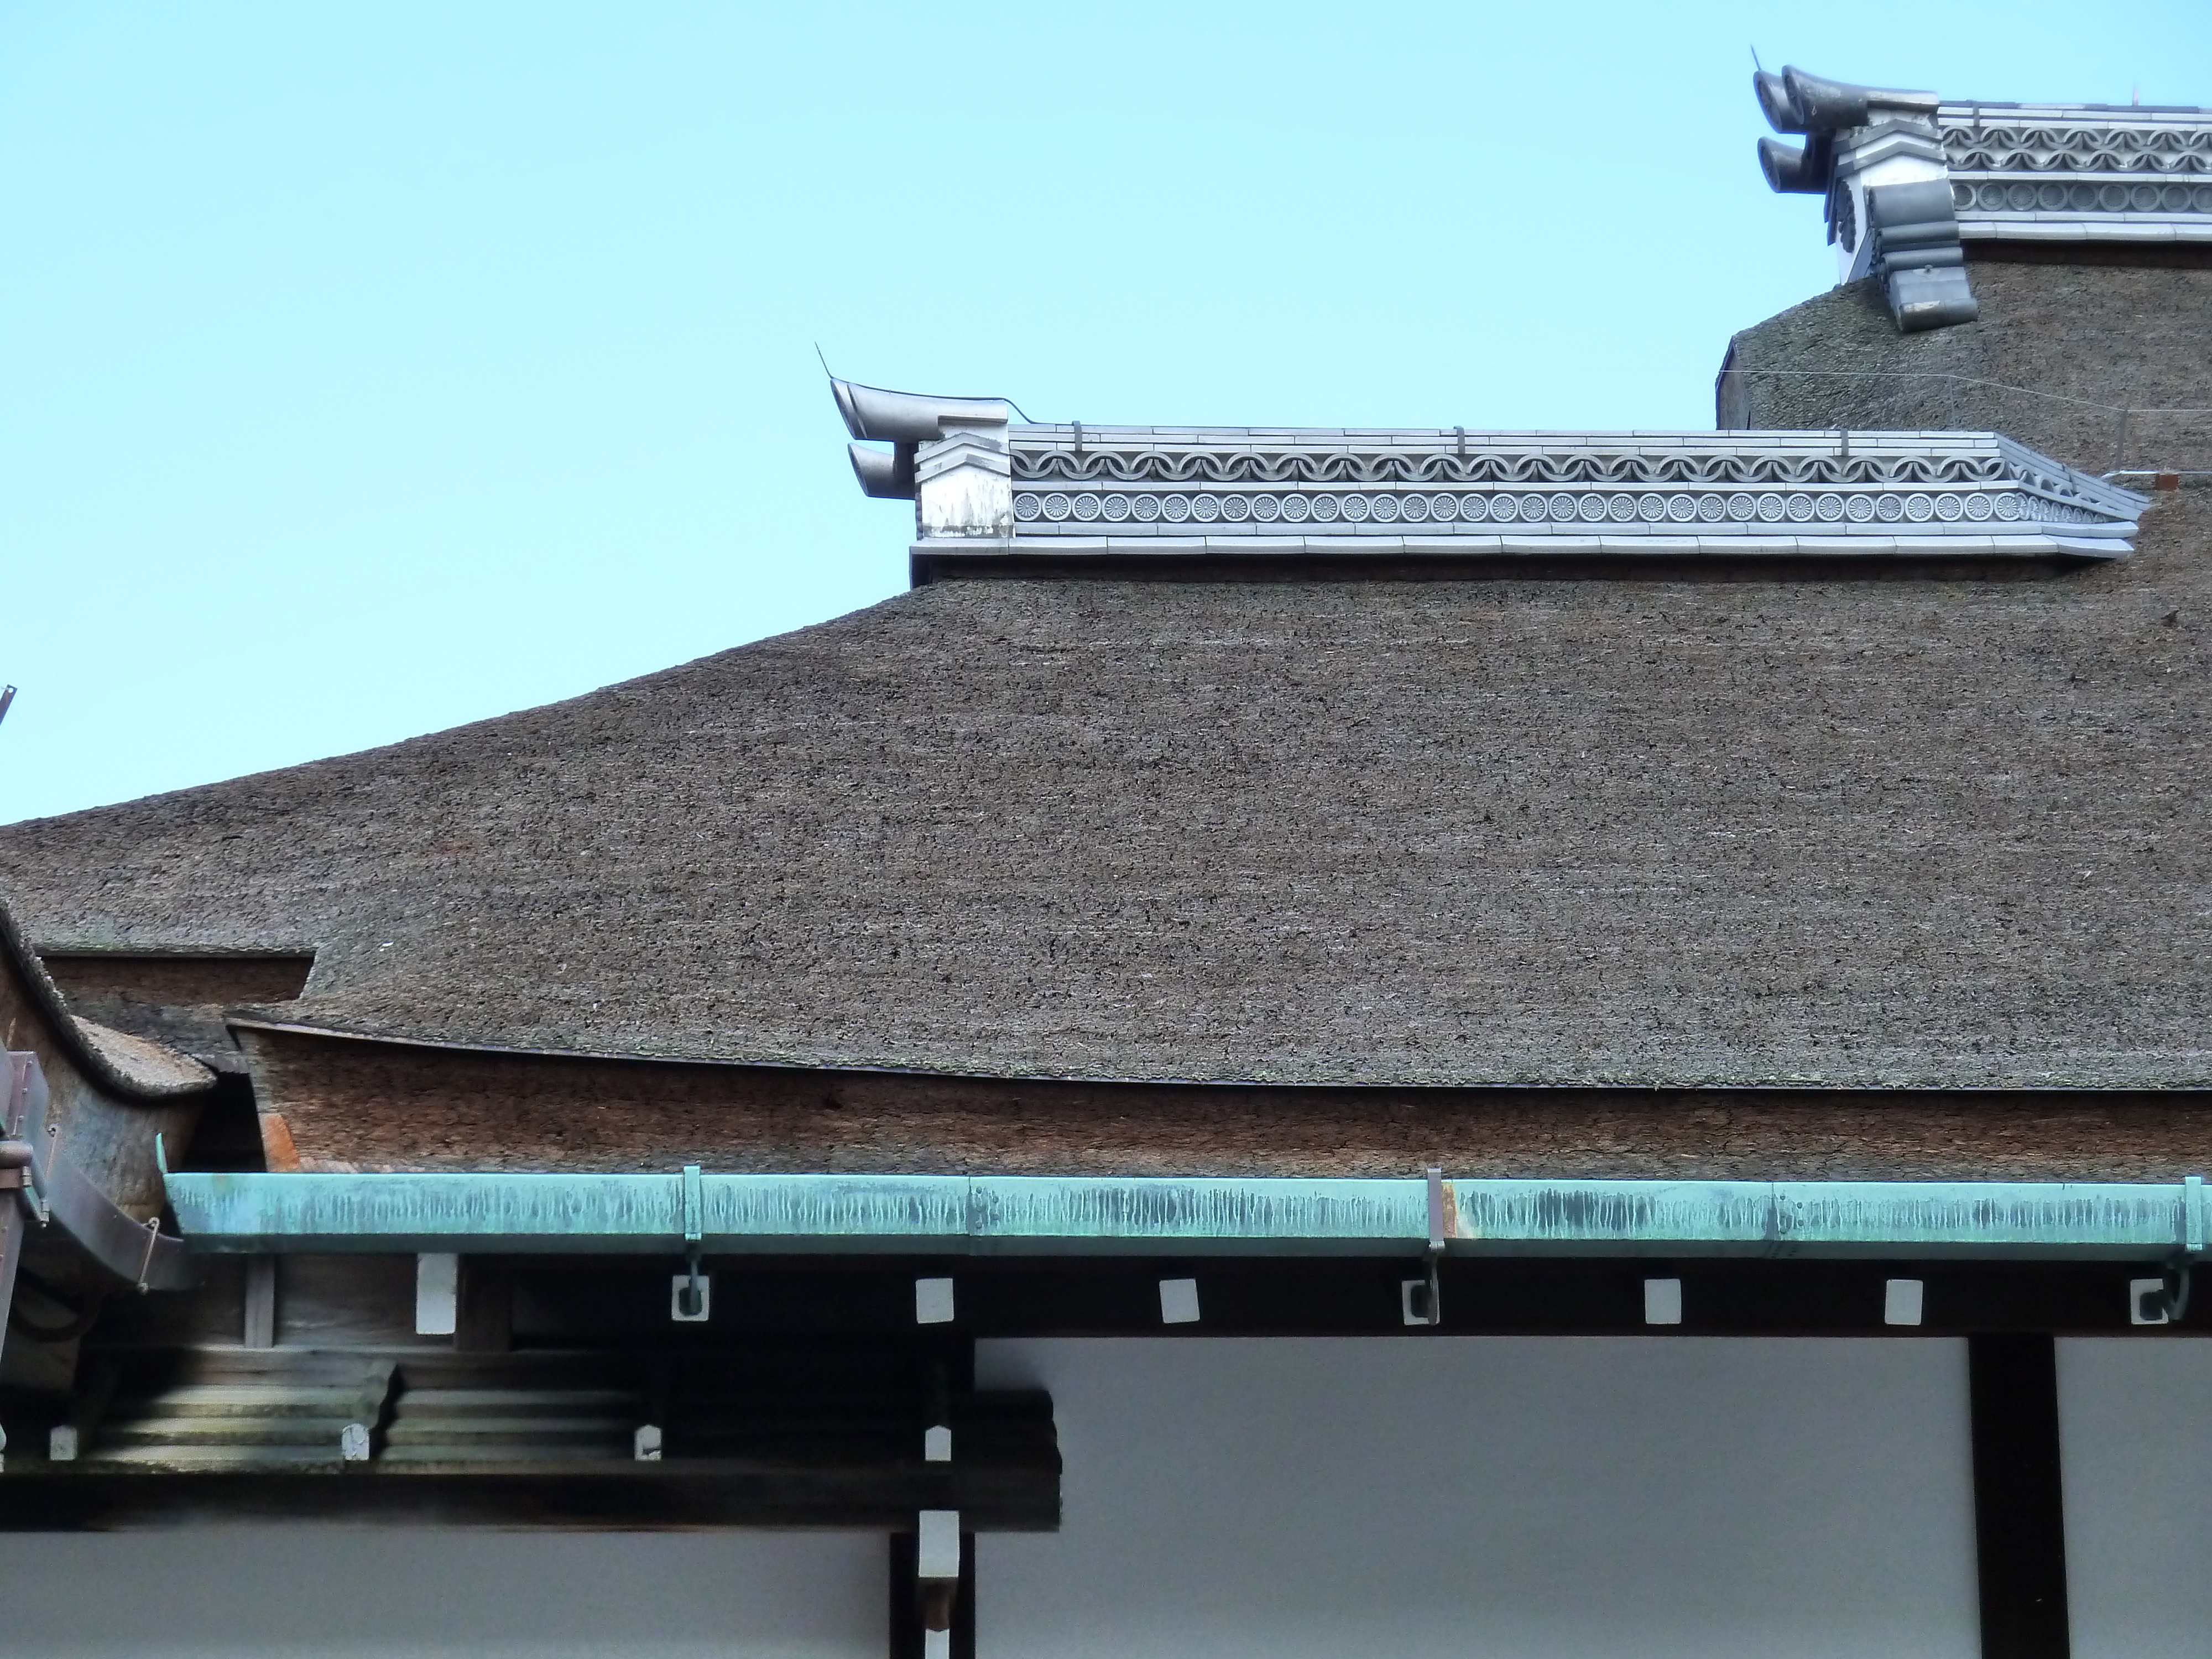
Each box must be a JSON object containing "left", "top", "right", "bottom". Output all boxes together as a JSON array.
[
  {"left": 1004, "top": 431, "right": 2129, "bottom": 542},
  {"left": 1755, "top": 67, "right": 2212, "bottom": 334},
  {"left": 830, "top": 383, "right": 2145, "bottom": 567},
  {"left": 1939, "top": 103, "right": 2212, "bottom": 179}
]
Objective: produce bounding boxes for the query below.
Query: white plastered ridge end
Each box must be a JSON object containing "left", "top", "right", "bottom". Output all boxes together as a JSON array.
[{"left": 916, "top": 415, "right": 1013, "bottom": 539}]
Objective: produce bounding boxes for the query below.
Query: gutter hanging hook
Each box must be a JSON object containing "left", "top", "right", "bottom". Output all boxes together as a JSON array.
[
  {"left": 675, "top": 1162, "right": 708, "bottom": 1319},
  {"left": 1407, "top": 1166, "right": 1446, "bottom": 1326},
  {"left": 2142, "top": 1258, "right": 2194, "bottom": 1325},
  {"left": 135, "top": 1216, "right": 162, "bottom": 1294},
  {"left": 2157, "top": 1262, "right": 2193, "bottom": 1324},
  {"left": 2145, "top": 1173, "right": 2205, "bottom": 1324}
]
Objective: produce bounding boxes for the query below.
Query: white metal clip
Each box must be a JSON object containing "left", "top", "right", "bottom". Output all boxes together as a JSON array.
[{"left": 681, "top": 1162, "right": 704, "bottom": 1244}]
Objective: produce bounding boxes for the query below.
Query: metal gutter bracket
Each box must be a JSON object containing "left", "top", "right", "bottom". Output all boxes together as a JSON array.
[
  {"left": 1402, "top": 1167, "right": 1446, "bottom": 1326},
  {"left": 673, "top": 1162, "right": 709, "bottom": 1321},
  {"left": 2139, "top": 1174, "right": 2206, "bottom": 1324}
]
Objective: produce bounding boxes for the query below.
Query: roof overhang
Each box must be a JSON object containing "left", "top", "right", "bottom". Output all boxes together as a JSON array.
[{"left": 1753, "top": 67, "right": 2212, "bottom": 331}]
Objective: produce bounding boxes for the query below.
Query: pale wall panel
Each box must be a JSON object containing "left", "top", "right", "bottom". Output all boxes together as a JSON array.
[
  {"left": 2059, "top": 1338, "right": 2212, "bottom": 1659},
  {"left": 0, "top": 1530, "right": 883, "bottom": 1659},
  {"left": 977, "top": 1337, "right": 1977, "bottom": 1659}
]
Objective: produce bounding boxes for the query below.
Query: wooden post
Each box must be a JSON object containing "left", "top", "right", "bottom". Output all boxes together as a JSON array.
[
  {"left": 0, "top": 1053, "right": 39, "bottom": 1379},
  {"left": 0, "top": 1174, "right": 24, "bottom": 1377},
  {"left": 1969, "top": 1334, "right": 2071, "bottom": 1659},
  {"left": 456, "top": 1259, "right": 513, "bottom": 1353},
  {"left": 889, "top": 1524, "right": 974, "bottom": 1659},
  {"left": 243, "top": 1257, "right": 278, "bottom": 1348}
]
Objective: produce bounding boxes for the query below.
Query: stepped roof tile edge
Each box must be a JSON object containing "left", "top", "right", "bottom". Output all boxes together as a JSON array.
[
  {"left": 2, "top": 894, "right": 212, "bottom": 1099},
  {"left": 1754, "top": 65, "right": 2212, "bottom": 331}
]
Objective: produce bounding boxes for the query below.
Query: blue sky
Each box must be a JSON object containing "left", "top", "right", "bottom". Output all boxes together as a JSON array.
[{"left": 3, "top": 1, "right": 2207, "bottom": 822}]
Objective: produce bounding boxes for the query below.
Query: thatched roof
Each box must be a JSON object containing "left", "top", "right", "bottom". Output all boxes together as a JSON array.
[
  {"left": 2, "top": 491, "right": 2208, "bottom": 1091},
  {"left": 1719, "top": 263, "right": 2212, "bottom": 473},
  {"left": 0, "top": 895, "right": 212, "bottom": 1098}
]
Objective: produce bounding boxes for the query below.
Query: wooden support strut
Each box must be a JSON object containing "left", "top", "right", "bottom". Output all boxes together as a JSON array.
[
  {"left": 890, "top": 1512, "right": 974, "bottom": 1659},
  {"left": 1969, "top": 1334, "right": 2072, "bottom": 1659}
]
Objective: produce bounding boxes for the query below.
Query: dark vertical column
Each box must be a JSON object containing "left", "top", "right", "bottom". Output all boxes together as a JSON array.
[
  {"left": 456, "top": 1259, "right": 513, "bottom": 1352},
  {"left": 0, "top": 1175, "right": 24, "bottom": 1372},
  {"left": 888, "top": 1528, "right": 976, "bottom": 1659},
  {"left": 893, "top": 1319, "right": 976, "bottom": 1659},
  {"left": 242, "top": 1256, "right": 279, "bottom": 1347},
  {"left": 0, "top": 1055, "right": 38, "bottom": 1378},
  {"left": 1969, "top": 1334, "right": 2070, "bottom": 1659},
  {"left": 888, "top": 1531, "right": 919, "bottom": 1659}
]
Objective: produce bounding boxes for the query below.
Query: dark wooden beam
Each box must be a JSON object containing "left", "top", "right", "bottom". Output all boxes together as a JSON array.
[
  {"left": 1, "top": 1337, "right": 1054, "bottom": 1532},
  {"left": 1969, "top": 1334, "right": 2072, "bottom": 1659},
  {"left": 494, "top": 1258, "right": 2206, "bottom": 1343},
  {"left": 0, "top": 1463, "right": 1053, "bottom": 1532}
]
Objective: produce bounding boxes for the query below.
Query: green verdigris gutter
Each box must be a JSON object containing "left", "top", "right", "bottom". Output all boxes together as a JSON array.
[{"left": 158, "top": 1170, "right": 2209, "bottom": 1261}]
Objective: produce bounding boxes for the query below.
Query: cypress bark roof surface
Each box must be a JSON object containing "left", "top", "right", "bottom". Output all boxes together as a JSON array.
[
  {"left": 1719, "top": 264, "right": 2212, "bottom": 473},
  {"left": 2, "top": 493, "right": 2208, "bottom": 1089}
]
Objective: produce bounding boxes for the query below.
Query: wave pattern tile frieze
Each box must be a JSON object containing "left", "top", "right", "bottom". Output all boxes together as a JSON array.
[{"left": 987, "top": 429, "right": 2140, "bottom": 557}]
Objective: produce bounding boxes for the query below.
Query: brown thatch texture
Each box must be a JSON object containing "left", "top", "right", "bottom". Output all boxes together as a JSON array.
[
  {"left": 2, "top": 492, "right": 2208, "bottom": 1090},
  {"left": 0, "top": 894, "right": 212, "bottom": 1099},
  {"left": 1719, "top": 264, "right": 2212, "bottom": 473},
  {"left": 70, "top": 1016, "right": 215, "bottom": 1095}
]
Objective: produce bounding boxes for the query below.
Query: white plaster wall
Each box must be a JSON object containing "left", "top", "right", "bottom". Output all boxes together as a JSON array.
[
  {"left": 977, "top": 1337, "right": 1979, "bottom": 1659},
  {"left": 2059, "top": 1338, "right": 2212, "bottom": 1659},
  {"left": 0, "top": 1530, "right": 884, "bottom": 1659}
]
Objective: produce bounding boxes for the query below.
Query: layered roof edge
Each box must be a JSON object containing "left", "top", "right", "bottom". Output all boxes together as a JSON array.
[
  {"left": 1756, "top": 65, "right": 2212, "bottom": 332},
  {"left": 0, "top": 895, "right": 212, "bottom": 1100},
  {"left": 831, "top": 379, "right": 2146, "bottom": 572}
]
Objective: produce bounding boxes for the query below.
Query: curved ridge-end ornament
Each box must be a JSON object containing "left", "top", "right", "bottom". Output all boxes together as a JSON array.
[
  {"left": 1747, "top": 64, "right": 1970, "bottom": 330},
  {"left": 1754, "top": 69, "right": 1807, "bottom": 135},
  {"left": 1753, "top": 64, "right": 2212, "bottom": 329}
]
